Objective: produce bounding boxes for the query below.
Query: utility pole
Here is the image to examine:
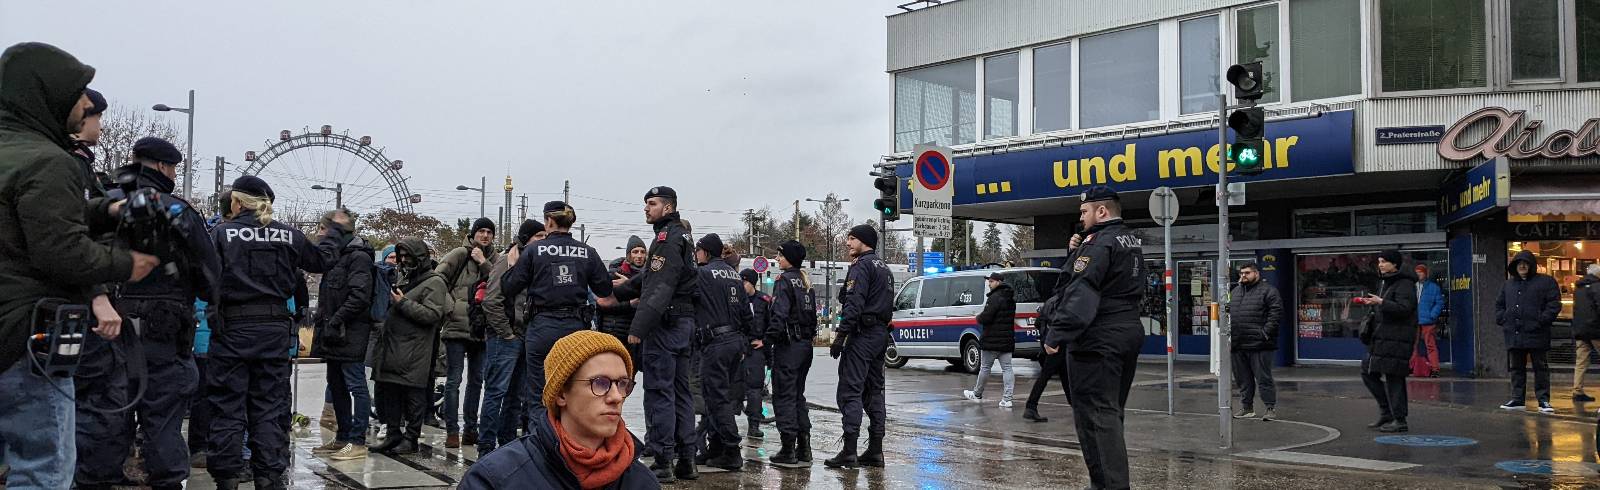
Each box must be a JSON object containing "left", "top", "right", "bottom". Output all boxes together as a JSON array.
[
  {"left": 793, "top": 200, "right": 800, "bottom": 240},
  {"left": 517, "top": 194, "right": 529, "bottom": 221},
  {"left": 1215, "top": 92, "right": 1233, "bottom": 449},
  {"left": 564, "top": 180, "right": 570, "bottom": 204},
  {"left": 213, "top": 156, "right": 225, "bottom": 199}
]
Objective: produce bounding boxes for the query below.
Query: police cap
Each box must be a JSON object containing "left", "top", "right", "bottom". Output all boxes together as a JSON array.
[
  {"left": 84, "top": 88, "right": 107, "bottom": 117},
  {"left": 1080, "top": 185, "right": 1119, "bottom": 204},
  {"left": 231, "top": 175, "right": 275, "bottom": 202},
  {"left": 543, "top": 200, "right": 571, "bottom": 214},
  {"left": 644, "top": 186, "right": 677, "bottom": 201},
  {"left": 132, "top": 136, "right": 183, "bottom": 164}
]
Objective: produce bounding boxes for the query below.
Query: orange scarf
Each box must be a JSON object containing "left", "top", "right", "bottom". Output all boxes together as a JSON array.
[{"left": 549, "top": 412, "right": 636, "bottom": 489}]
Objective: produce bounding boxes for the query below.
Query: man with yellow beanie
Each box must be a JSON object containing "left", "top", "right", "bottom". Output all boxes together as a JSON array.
[{"left": 461, "top": 331, "right": 657, "bottom": 489}]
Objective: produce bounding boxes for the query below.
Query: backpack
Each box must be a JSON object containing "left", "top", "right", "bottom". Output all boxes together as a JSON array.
[
  {"left": 370, "top": 262, "right": 395, "bottom": 323},
  {"left": 468, "top": 278, "right": 490, "bottom": 339}
]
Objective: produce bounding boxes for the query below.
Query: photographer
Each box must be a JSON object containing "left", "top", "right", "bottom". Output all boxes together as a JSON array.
[
  {"left": 0, "top": 42, "right": 159, "bottom": 488},
  {"left": 75, "top": 137, "right": 221, "bottom": 489}
]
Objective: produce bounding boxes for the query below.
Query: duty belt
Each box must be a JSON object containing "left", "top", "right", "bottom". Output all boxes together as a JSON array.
[
  {"left": 533, "top": 305, "right": 581, "bottom": 315},
  {"left": 222, "top": 303, "right": 291, "bottom": 320},
  {"left": 696, "top": 324, "right": 743, "bottom": 345}
]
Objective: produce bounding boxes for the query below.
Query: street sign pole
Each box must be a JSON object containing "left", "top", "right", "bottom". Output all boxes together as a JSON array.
[
  {"left": 1215, "top": 93, "right": 1233, "bottom": 449},
  {"left": 1150, "top": 187, "right": 1179, "bottom": 416}
]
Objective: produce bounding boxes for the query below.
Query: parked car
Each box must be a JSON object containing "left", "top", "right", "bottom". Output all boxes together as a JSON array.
[{"left": 886, "top": 267, "right": 1059, "bottom": 373}]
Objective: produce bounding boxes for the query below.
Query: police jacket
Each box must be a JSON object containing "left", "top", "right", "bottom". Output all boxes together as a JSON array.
[
  {"left": 597, "top": 258, "right": 643, "bottom": 336},
  {"left": 1361, "top": 269, "right": 1418, "bottom": 375},
  {"left": 311, "top": 236, "right": 374, "bottom": 362},
  {"left": 0, "top": 43, "right": 131, "bottom": 372},
  {"left": 839, "top": 251, "right": 894, "bottom": 337},
  {"left": 613, "top": 213, "right": 696, "bottom": 340},
  {"left": 1043, "top": 219, "right": 1146, "bottom": 353},
  {"left": 694, "top": 260, "right": 754, "bottom": 339},
  {"left": 436, "top": 239, "right": 493, "bottom": 342},
  {"left": 371, "top": 238, "right": 450, "bottom": 388},
  {"left": 502, "top": 231, "right": 613, "bottom": 313},
  {"left": 1228, "top": 280, "right": 1283, "bottom": 352},
  {"left": 108, "top": 164, "right": 222, "bottom": 348},
  {"left": 1573, "top": 275, "right": 1600, "bottom": 341},
  {"left": 1496, "top": 250, "right": 1561, "bottom": 350},
  {"left": 210, "top": 211, "right": 339, "bottom": 308},
  {"left": 749, "top": 290, "right": 772, "bottom": 344},
  {"left": 482, "top": 245, "right": 531, "bottom": 340},
  {"left": 975, "top": 283, "right": 1016, "bottom": 353},
  {"left": 768, "top": 268, "right": 812, "bottom": 344},
  {"left": 459, "top": 408, "right": 657, "bottom": 490}
]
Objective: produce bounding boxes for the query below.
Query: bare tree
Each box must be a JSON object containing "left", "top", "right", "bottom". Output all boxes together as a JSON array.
[
  {"left": 92, "top": 102, "right": 184, "bottom": 176},
  {"left": 815, "top": 193, "right": 851, "bottom": 262}
]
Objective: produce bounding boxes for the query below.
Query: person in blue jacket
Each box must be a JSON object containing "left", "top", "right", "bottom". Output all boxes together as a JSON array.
[{"left": 1413, "top": 264, "right": 1445, "bottom": 377}]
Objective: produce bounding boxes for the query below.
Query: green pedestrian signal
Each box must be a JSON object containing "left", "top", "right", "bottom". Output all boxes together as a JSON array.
[{"left": 1227, "top": 106, "right": 1266, "bottom": 175}]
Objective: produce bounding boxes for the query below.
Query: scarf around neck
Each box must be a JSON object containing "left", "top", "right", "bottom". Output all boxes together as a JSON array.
[{"left": 548, "top": 411, "right": 635, "bottom": 489}]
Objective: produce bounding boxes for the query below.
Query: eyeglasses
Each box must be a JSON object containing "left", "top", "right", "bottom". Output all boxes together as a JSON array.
[{"left": 576, "top": 377, "right": 635, "bottom": 397}]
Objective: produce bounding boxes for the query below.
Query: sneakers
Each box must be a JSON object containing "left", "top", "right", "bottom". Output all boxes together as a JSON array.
[
  {"left": 1232, "top": 407, "right": 1256, "bottom": 419},
  {"left": 962, "top": 390, "right": 981, "bottom": 402},
  {"left": 1499, "top": 400, "right": 1525, "bottom": 410},
  {"left": 312, "top": 441, "right": 347, "bottom": 455},
  {"left": 1261, "top": 408, "right": 1277, "bottom": 422},
  {"left": 1377, "top": 420, "right": 1409, "bottom": 433},
  {"left": 330, "top": 444, "right": 368, "bottom": 461},
  {"left": 1574, "top": 392, "right": 1596, "bottom": 402},
  {"left": 998, "top": 399, "right": 1013, "bottom": 409},
  {"left": 1539, "top": 402, "right": 1557, "bottom": 414}
]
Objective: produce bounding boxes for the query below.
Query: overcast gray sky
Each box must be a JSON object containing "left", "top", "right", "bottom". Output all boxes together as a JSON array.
[{"left": 1, "top": 0, "right": 892, "bottom": 254}]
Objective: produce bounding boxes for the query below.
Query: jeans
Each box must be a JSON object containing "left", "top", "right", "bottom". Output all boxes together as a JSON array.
[
  {"left": 443, "top": 340, "right": 484, "bottom": 434},
  {"left": 1361, "top": 371, "right": 1409, "bottom": 421},
  {"left": 1231, "top": 350, "right": 1277, "bottom": 409},
  {"left": 328, "top": 360, "right": 371, "bottom": 445},
  {"left": 1508, "top": 348, "right": 1551, "bottom": 403},
  {"left": 0, "top": 360, "right": 76, "bottom": 489},
  {"left": 478, "top": 336, "right": 526, "bottom": 449},
  {"left": 1575, "top": 340, "right": 1598, "bottom": 394},
  {"left": 972, "top": 350, "right": 1015, "bottom": 403}
]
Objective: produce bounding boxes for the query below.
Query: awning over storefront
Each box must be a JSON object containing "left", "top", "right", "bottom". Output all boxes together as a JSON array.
[{"left": 1510, "top": 174, "right": 1600, "bottom": 216}]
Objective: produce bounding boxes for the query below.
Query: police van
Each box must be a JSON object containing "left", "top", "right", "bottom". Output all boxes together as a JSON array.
[{"left": 886, "top": 267, "right": 1060, "bottom": 373}]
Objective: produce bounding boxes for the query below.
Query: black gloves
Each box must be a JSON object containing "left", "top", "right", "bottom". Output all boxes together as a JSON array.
[{"left": 830, "top": 333, "right": 848, "bottom": 359}]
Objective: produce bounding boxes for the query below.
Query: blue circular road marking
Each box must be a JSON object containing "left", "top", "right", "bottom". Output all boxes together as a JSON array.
[
  {"left": 1373, "top": 435, "right": 1478, "bottom": 447},
  {"left": 1495, "top": 460, "right": 1600, "bottom": 476}
]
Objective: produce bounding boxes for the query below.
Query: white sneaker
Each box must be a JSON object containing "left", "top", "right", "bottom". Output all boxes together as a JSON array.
[
  {"left": 998, "top": 400, "right": 1013, "bottom": 409},
  {"left": 1538, "top": 402, "right": 1556, "bottom": 414},
  {"left": 963, "top": 390, "right": 981, "bottom": 402}
]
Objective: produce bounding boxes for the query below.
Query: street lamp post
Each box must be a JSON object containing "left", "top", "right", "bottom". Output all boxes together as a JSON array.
[
  {"left": 456, "top": 176, "right": 486, "bottom": 218},
  {"left": 311, "top": 183, "right": 344, "bottom": 210},
  {"left": 152, "top": 89, "right": 194, "bottom": 200},
  {"left": 804, "top": 196, "right": 849, "bottom": 323}
]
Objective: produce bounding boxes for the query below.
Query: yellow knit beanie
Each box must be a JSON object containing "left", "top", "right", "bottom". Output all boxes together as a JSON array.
[{"left": 544, "top": 330, "right": 635, "bottom": 412}]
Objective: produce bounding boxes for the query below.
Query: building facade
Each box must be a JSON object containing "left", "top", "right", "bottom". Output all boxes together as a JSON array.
[{"left": 883, "top": 0, "right": 1600, "bottom": 376}]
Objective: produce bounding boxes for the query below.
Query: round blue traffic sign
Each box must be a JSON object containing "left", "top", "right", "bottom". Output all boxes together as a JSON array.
[
  {"left": 915, "top": 151, "right": 951, "bottom": 191},
  {"left": 1495, "top": 460, "right": 1600, "bottom": 476},
  {"left": 753, "top": 256, "right": 769, "bottom": 274},
  {"left": 1373, "top": 435, "right": 1478, "bottom": 447}
]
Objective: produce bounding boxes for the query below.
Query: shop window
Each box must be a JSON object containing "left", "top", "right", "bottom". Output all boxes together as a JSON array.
[
  {"left": 1180, "top": 16, "right": 1221, "bottom": 114},
  {"left": 1510, "top": 0, "right": 1564, "bottom": 81},
  {"left": 1033, "top": 43, "right": 1072, "bottom": 132},
  {"left": 1135, "top": 217, "right": 1262, "bottom": 246},
  {"left": 1581, "top": 0, "right": 1600, "bottom": 82},
  {"left": 894, "top": 60, "right": 977, "bottom": 152},
  {"left": 1379, "top": 0, "right": 1487, "bottom": 92},
  {"left": 1509, "top": 240, "right": 1599, "bottom": 322},
  {"left": 1296, "top": 251, "right": 1448, "bottom": 348},
  {"left": 1355, "top": 208, "right": 1439, "bottom": 235},
  {"left": 1290, "top": 0, "right": 1362, "bottom": 100},
  {"left": 984, "top": 53, "right": 1020, "bottom": 139},
  {"left": 1236, "top": 5, "right": 1281, "bottom": 103},
  {"left": 1080, "top": 25, "right": 1159, "bottom": 128},
  {"left": 1295, "top": 211, "right": 1353, "bottom": 238}
]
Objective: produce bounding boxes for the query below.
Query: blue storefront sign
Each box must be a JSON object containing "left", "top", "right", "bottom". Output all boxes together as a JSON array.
[
  {"left": 1373, "top": 125, "right": 1446, "bottom": 145},
  {"left": 1448, "top": 234, "right": 1475, "bottom": 375},
  {"left": 899, "top": 110, "right": 1356, "bottom": 209},
  {"left": 1438, "top": 157, "right": 1509, "bottom": 227}
]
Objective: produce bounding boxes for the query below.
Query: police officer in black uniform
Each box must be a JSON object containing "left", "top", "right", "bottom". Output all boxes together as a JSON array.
[
  {"left": 206, "top": 175, "right": 343, "bottom": 490},
  {"left": 739, "top": 268, "right": 772, "bottom": 438},
  {"left": 611, "top": 186, "right": 699, "bottom": 482},
  {"left": 824, "top": 225, "right": 894, "bottom": 469},
  {"left": 766, "top": 240, "right": 816, "bottom": 466},
  {"left": 74, "top": 137, "right": 221, "bottom": 490},
  {"left": 689, "top": 234, "right": 753, "bottom": 471},
  {"left": 1041, "top": 186, "right": 1146, "bottom": 490},
  {"left": 501, "top": 201, "right": 615, "bottom": 415}
]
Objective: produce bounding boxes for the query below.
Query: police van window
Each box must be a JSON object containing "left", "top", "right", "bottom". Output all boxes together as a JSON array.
[
  {"left": 945, "top": 275, "right": 987, "bottom": 307},
  {"left": 1002, "top": 270, "right": 1060, "bottom": 303},
  {"left": 895, "top": 280, "right": 922, "bottom": 311},
  {"left": 918, "top": 277, "right": 950, "bottom": 308}
]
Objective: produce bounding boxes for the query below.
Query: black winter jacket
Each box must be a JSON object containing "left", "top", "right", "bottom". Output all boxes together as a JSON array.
[
  {"left": 1229, "top": 280, "right": 1283, "bottom": 351},
  {"left": 371, "top": 238, "right": 450, "bottom": 388},
  {"left": 1496, "top": 251, "right": 1561, "bottom": 350},
  {"left": 459, "top": 408, "right": 657, "bottom": 490},
  {"left": 597, "top": 258, "right": 644, "bottom": 336},
  {"left": 975, "top": 283, "right": 1016, "bottom": 352},
  {"left": 1361, "top": 269, "right": 1418, "bottom": 375},
  {"left": 1573, "top": 275, "right": 1600, "bottom": 341},
  {"left": 312, "top": 237, "right": 375, "bottom": 362}
]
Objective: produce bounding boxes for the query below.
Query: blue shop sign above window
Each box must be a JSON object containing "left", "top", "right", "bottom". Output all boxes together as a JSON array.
[
  {"left": 898, "top": 110, "right": 1355, "bottom": 208},
  {"left": 1438, "top": 157, "right": 1509, "bottom": 227}
]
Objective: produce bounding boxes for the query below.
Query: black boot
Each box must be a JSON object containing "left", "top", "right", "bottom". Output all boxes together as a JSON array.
[
  {"left": 372, "top": 427, "right": 404, "bottom": 453},
  {"left": 1366, "top": 416, "right": 1394, "bottom": 429},
  {"left": 675, "top": 457, "right": 699, "bottom": 480},
  {"left": 695, "top": 445, "right": 712, "bottom": 466},
  {"left": 1023, "top": 406, "right": 1048, "bottom": 422},
  {"left": 770, "top": 433, "right": 798, "bottom": 465},
  {"left": 650, "top": 457, "right": 676, "bottom": 483},
  {"left": 1378, "top": 419, "right": 1409, "bottom": 433},
  {"left": 796, "top": 432, "right": 813, "bottom": 463},
  {"left": 858, "top": 434, "right": 885, "bottom": 467},
  {"left": 747, "top": 418, "right": 765, "bottom": 438},
  {"left": 823, "top": 433, "right": 858, "bottom": 469},
  {"left": 707, "top": 443, "right": 745, "bottom": 471},
  {"left": 213, "top": 478, "right": 240, "bottom": 490},
  {"left": 253, "top": 473, "right": 287, "bottom": 490}
]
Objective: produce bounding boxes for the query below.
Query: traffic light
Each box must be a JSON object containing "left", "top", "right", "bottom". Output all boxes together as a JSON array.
[
  {"left": 872, "top": 172, "right": 900, "bottom": 222},
  {"left": 1226, "top": 62, "right": 1267, "bottom": 175}
]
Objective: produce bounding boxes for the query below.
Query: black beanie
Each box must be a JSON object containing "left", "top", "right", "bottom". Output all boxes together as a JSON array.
[
  {"left": 696, "top": 233, "right": 724, "bottom": 257},
  {"left": 848, "top": 224, "right": 879, "bottom": 250},
  {"left": 84, "top": 88, "right": 108, "bottom": 117},
  {"left": 516, "top": 219, "right": 544, "bottom": 244},
  {"left": 472, "top": 217, "right": 496, "bottom": 235},
  {"left": 1378, "top": 250, "right": 1403, "bottom": 268}
]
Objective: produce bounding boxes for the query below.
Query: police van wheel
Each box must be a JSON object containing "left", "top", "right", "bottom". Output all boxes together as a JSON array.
[
  {"left": 959, "top": 338, "right": 980, "bottom": 374},
  {"left": 884, "top": 342, "right": 908, "bottom": 369}
]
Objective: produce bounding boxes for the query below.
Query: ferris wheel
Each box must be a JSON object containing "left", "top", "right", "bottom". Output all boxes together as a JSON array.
[{"left": 239, "top": 125, "right": 420, "bottom": 215}]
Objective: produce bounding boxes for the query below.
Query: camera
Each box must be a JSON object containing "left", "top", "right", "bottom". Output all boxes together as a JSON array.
[{"left": 116, "top": 174, "right": 190, "bottom": 278}]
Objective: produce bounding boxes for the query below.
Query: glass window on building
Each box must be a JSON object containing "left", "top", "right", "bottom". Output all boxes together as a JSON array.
[
  {"left": 894, "top": 60, "right": 977, "bottom": 152},
  {"left": 984, "top": 53, "right": 1020, "bottom": 139},
  {"left": 1295, "top": 211, "right": 1354, "bottom": 238},
  {"left": 1080, "top": 25, "right": 1159, "bottom": 128},
  {"left": 1579, "top": 0, "right": 1600, "bottom": 82},
  {"left": 1033, "top": 43, "right": 1072, "bottom": 132},
  {"left": 1290, "top": 0, "right": 1362, "bottom": 100},
  {"left": 1510, "top": 0, "right": 1563, "bottom": 80},
  {"left": 1180, "top": 16, "right": 1221, "bottom": 114},
  {"left": 1295, "top": 250, "right": 1448, "bottom": 358},
  {"left": 1355, "top": 207, "right": 1439, "bottom": 235},
  {"left": 1133, "top": 216, "right": 1261, "bottom": 246},
  {"left": 1236, "top": 5, "right": 1281, "bottom": 103},
  {"left": 1380, "top": 0, "right": 1487, "bottom": 92}
]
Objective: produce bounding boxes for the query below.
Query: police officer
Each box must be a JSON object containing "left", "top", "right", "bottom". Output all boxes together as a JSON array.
[
  {"left": 206, "top": 176, "right": 343, "bottom": 489},
  {"left": 739, "top": 268, "right": 772, "bottom": 438},
  {"left": 824, "top": 225, "right": 894, "bottom": 469},
  {"left": 70, "top": 88, "right": 108, "bottom": 198},
  {"left": 1042, "top": 186, "right": 1146, "bottom": 490},
  {"left": 611, "top": 186, "right": 699, "bottom": 482},
  {"left": 501, "top": 201, "right": 616, "bottom": 417},
  {"left": 74, "top": 137, "right": 222, "bottom": 490},
  {"left": 690, "top": 234, "right": 753, "bottom": 471},
  {"left": 766, "top": 240, "right": 816, "bottom": 466}
]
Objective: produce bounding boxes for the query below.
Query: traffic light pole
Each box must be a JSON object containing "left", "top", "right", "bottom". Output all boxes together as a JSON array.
[{"left": 1215, "top": 93, "right": 1233, "bottom": 450}]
